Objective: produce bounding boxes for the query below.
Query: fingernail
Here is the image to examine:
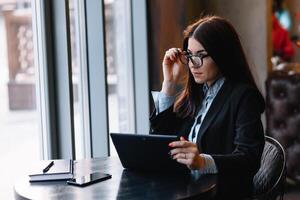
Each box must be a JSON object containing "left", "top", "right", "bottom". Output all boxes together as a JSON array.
[{"left": 168, "top": 143, "right": 173, "bottom": 147}]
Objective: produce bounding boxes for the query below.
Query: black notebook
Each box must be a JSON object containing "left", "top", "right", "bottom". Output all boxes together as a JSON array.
[{"left": 29, "top": 159, "right": 74, "bottom": 182}]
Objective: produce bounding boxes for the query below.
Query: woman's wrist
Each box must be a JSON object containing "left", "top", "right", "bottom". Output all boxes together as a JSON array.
[{"left": 161, "top": 81, "right": 182, "bottom": 96}]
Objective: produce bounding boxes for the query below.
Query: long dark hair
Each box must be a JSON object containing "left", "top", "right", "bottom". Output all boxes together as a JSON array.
[{"left": 174, "top": 16, "right": 258, "bottom": 118}]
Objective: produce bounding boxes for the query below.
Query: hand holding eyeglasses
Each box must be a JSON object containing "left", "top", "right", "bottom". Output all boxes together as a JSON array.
[
  {"left": 161, "top": 47, "right": 210, "bottom": 96},
  {"left": 161, "top": 48, "right": 189, "bottom": 96}
]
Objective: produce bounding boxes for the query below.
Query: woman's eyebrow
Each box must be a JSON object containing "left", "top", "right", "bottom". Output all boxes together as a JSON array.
[{"left": 187, "top": 49, "right": 206, "bottom": 54}]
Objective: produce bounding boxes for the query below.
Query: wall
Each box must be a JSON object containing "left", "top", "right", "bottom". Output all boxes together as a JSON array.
[
  {"left": 204, "top": 0, "right": 270, "bottom": 95},
  {"left": 147, "top": 0, "right": 204, "bottom": 92}
]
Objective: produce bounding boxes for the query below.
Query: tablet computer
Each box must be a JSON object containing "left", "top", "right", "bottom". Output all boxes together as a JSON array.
[{"left": 110, "top": 133, "right": 189, "bottom": 173}]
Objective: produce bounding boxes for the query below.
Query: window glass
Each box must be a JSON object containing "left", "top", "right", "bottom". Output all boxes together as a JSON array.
[
  {"left": 104, "top": 0, "right": 135, "bottom": 155},
  {"left": 0, "top": 1, "right": 40, "bottom": 199},
  {"left": 69, "top": 0, "right": 90, "bottom": 159}
]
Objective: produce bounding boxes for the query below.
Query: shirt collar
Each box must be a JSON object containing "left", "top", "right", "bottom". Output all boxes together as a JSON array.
[{"left": 202, "top": 76, "right": 226, "bottom": 97}]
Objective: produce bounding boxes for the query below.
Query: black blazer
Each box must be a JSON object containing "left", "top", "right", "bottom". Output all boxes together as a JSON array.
[{"left": 150, "top": 80, "right": 265, "bottom": 199}]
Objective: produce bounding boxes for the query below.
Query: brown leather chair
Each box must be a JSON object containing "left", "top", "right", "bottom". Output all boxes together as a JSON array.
[{"left": 266, "top": 71, "right": 300, "bottom": 183}]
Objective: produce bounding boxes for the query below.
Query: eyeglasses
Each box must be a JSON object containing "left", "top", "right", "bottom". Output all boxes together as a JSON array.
[{"left": 179, "top": 51, "right": 209, "bottom": 68}]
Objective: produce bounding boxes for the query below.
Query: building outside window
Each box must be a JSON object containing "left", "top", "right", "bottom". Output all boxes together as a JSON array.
[{"left": 0, "top": 0, "right": 40, "bottom": 199}]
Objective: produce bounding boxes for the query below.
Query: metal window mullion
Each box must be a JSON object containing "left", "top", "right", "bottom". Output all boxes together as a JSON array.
[
  {"left": 32, "top": 0, "right": 54, "bottom": 160},
  {"left": 85, "top": 0, "right": 109, "bottom": 157},
  {"left": 50, "top": 0, "right": 75, "bottom": 159},
  {"left": 131, "top": 0, "right": 150, "bottom": 135},
  {"left": 75, "top": 0, "right": 91, "bottom": 158}
]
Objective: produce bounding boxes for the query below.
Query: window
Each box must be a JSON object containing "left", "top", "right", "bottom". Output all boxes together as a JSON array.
[
  {"left": 0, "top": 2, "right": 151, "bottom": 198},
  {"left": 69, "top": 0, "right": 90, "bottom": 159},
  {"left": 104, "top": 0, "right": 135, "bottom": 155},
  {"left": 0, "top": 1, "right": 41, "bottom": 199}
]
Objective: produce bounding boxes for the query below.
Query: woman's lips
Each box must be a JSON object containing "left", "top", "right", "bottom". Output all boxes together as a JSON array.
[{"left": 192, "top": 72, "right": 203, "bottom": 76}]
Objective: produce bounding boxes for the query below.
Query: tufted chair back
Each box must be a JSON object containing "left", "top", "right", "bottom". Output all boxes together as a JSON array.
[
  {"left": 265, "top": 71, "right": 300, "bottom": 182},
  {"left": 252, "top": 136, "right": 286, "bottom": 200}
]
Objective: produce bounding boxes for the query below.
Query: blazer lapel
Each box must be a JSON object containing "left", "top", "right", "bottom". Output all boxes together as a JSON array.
[
  {"left": 196, "top": 80, "right": 233, "bottom": 150},
  {"left": 178, "top": 117, "right": 194, "bottom": 139}
]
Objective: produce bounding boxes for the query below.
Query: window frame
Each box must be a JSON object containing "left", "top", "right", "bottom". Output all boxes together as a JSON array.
[
  {"left": 33, "top": 0, "right": 150, "bottom": 159},
  {"left": 34, "top": 0, "right": 75, "bottom": 159}
]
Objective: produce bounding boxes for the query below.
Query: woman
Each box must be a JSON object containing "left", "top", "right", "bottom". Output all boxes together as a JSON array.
[{"left": 150, "top": 16, "right": 265, "bottom": 199}]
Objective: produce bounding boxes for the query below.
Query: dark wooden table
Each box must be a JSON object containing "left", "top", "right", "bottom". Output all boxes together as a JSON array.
[{"left": 14, "top": 157, "right": 217, "bottom": 200}]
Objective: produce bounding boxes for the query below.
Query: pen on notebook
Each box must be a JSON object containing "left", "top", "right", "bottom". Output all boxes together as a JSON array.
[{"left": 43, "top": 161, "right": 54, "bottom": 173}]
